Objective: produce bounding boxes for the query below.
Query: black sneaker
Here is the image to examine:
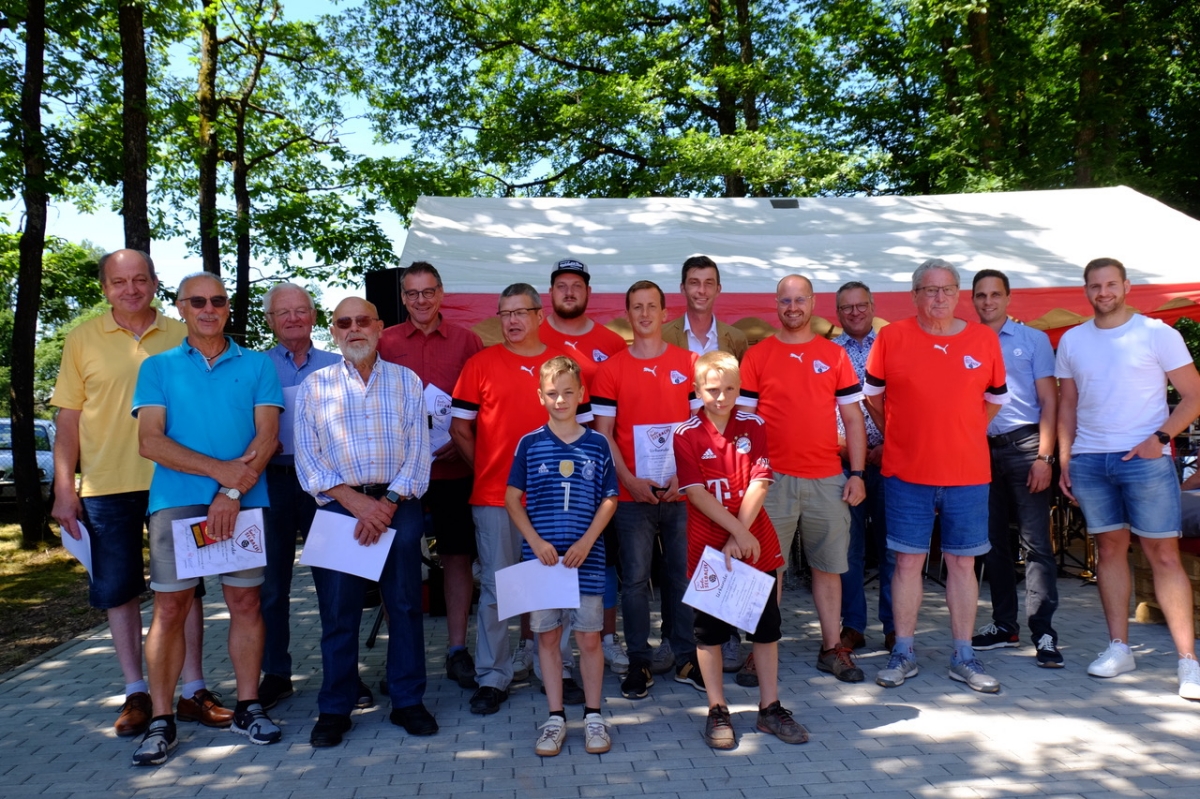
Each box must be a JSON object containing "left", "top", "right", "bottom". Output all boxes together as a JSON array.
[
  {"left": 131, "top": 718, "right": 177, "bottom": 767},
  {"left": 230, "top": 703, "right": 282, "bottom": 745},
  {"left": 257, "top": 674, "right": 294, "bottom": 711},
  {"left": 971, "top": 622, "right": 1019, "bottom": 650},
  {"left": 356, "top": 679, "right": 375, "bottom": 709},
  {"left": 469, "top": 685, "right": 509, "bottom": 715},
  {"left": 446, "top": 649, "right": 478, "bottom": 689},
  {"left": 620, "top": 661, "right": 654, "bottom": 700},
  {"left": 674, "top": 656, "right": 706, "bottom": 692},
  {"left": 1034, "top": 633, "right": 1064, "bottom": 668}
]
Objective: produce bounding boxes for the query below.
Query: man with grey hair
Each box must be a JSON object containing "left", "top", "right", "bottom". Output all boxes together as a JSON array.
[
  {"left": 132, "top": 272, "right": 284, "bottom": 764},
  {"left": 863, "top": 259, "right": 1010, "bottom": 693},
  {"left": 258, "top": 282, "right": 340, "bottom": 709},
  {"left": 450, "top": 283, "right": 586, "bottom": 715}
]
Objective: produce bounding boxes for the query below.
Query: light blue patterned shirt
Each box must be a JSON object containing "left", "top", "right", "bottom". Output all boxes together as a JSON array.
[{"left": 832, "top": 330, "right": 884, "bottom": 448}]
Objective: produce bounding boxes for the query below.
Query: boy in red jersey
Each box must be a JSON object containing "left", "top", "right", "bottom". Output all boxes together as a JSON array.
[{"left": 674, "top": 351, "right": 807, "bottom": 749}]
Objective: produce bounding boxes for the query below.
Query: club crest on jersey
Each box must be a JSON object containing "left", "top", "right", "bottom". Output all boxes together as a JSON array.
[
  {"left": 520, "top": 365, "right": 535, "bottom": 376},
  {"left": 646, "top": 426, "right": 673, "bottom": 449},
  {"left": 669, "top": 370, "right": 688, "bottom": 385},
  {"left": 432, "top": 394, "right": 452, "bottom": 418},
  {"left": 559, "top": 460, "right": 575, "bottom": 478},
  {"left": 582, "top": 461, "right": 596, "bottom": 480},
  {"left": 735, "top": 435, "right": 752, "bottom": 454},
  {"left": 693, "top": 560, "right": 722, "bottom": 592},
  {"left": 593, "top": 350, "right": 609, "bottom": 362},
  {"left": 1013, "top": 348, "right": 1023, "bottom": 357},
  {"left": 235, "top": 524, "right": 264, "bottom": 554},
  {"left": 812, "top": 359, "right": 830, "bottom": 374},
  {"left": 963, "top": 355, "right": 982, "bottom": 369}
]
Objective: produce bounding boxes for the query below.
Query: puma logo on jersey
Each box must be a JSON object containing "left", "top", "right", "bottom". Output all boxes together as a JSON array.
[
  {"left": 813, "top": 359, "right": 830, "bottom": 374},
  {"left": 789, "top": 352, "right": 805, "bottom": 363},
  {"left": 520, "top": 365, "right": 535, "bottom": 376},
  {"left": 564, "top": 340, "right": 579, "bottom": 349},
  {"left": 593, "top": 350, "right": 609, "bottom": 362},
  {"left": 643, "top": 365, "right": 658, "bottom": 376},
  {"left": 963, "top": 355, "right": 982, "bottom": 369},
  {"left": 701, "top": 448, "right": 717, "bottom": 460},
  {"left": 933, "top": 344, "right": 950, "bottom": 355}
]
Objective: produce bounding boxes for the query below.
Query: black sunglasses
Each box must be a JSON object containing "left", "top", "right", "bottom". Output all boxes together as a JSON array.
[{"left": 179, "top": 295, "right": 229, "bottom": 309}]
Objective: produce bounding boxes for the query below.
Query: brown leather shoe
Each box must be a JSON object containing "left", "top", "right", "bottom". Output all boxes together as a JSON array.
[
  {"left": 840, "top": 626, "right": 866, "bottom": 651},
  {"left": 177, "top": 689, "right": 234, "bottom": 728},
  {"left": 115, "top": 691, "right": 152, "bottom": 737}
]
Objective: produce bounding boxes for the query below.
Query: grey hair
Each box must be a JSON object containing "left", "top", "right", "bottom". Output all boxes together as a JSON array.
[
  {"left": 262, "top": 282, "right": 315, "bottom": 314},
  {"left": 177, "top": 271, "right": 225, "bottom": 299},
  {"left": 499, "top": 282, "right": 542, "bottom": 310},
  {"left": 912, "top": 258, "right": 960, "bottom": 291}
]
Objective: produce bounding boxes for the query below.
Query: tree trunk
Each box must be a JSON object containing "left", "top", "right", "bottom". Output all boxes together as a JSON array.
[
  {"left": 231, "top": 113, "right": 251, "bottom": 343},
  {"left": 198, "top": 0, "right": 220, "bottom": 274},
  {"left": 1074, "top": 32, "right": 1100, "bottom": 186},
  {"left": 13, "top": 0, "right": 50, "bottom": 548},
  {"left": 119, "top": 1, "right": 151, "bottom": 253},
  {"left": 707, "top": 0, "right": 746, "bottom": 198},
  {"left": 967, "top": 8, "right": 1003, "bottom": 170}
]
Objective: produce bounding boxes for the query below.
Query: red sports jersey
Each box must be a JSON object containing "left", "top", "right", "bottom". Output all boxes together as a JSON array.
[
  {"left": 674, "top": 410, "right": 783, "bottom": 575},
  {"left": 539, "top": 319, "right": 628, "bottom": 386},
  {"left": 451, "top": 343, "right": 590, "bottom": 506},
  {"left": 738, "top": 335, "right": 864, "bottom": 479},
  {"left": 591, "top": 345, "right": 699, "bottom": 502},
  {"left": 864, "top": 317, "right": 1009, "bottom": 486}
]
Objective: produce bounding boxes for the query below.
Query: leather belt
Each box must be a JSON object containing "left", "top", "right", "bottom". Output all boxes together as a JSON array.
[
  {"left": 988, "top": 423, "right": 1039, "bottom": 449},
  {"left": 350, "top": 483, "right": 390, "bottom": 498}
]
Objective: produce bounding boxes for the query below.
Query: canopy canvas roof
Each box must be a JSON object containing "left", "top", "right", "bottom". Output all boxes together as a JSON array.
[{"left": 397, "top": 187, "right": 1200, "bottom": 343}]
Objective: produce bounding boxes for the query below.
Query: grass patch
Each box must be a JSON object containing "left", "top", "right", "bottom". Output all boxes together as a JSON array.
[{"left": 0, "top": 507, "right": 114, "bottom": 675}]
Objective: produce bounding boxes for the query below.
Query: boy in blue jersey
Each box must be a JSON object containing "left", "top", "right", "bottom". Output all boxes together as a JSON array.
[{"left": 506, "top": 356, "right": 619, "bottom": 756}]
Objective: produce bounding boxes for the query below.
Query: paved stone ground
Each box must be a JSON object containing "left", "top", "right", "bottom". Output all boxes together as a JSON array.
[{"left": 2, "top": 562, "right": 1199, "bottom": 799}]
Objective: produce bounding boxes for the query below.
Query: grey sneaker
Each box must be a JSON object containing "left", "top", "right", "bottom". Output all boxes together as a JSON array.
[
  {"left": 650, "top": 640, "right": 675, "bottom": 674},
  {"left": 511, "top": 639, "right": 535, "bottom": 682},
  {"left": 721, "top": 634, "right": 744, "bottom": 672},
  {"left": 230, "top": 703, "right": 282, "bottom": 745},
  {"left": 876, "top": 651, "right": 919, "bottom": 687},
  {"left": 948, "top": 658, "right": 1001, "bottom": 693},
  {"left": 131, "top": 718, "right": 177, "bottom": 767}
]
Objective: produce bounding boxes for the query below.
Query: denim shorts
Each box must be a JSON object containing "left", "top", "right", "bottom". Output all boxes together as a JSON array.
[
  {"left": 884, "top": 477, "right": 991, "bottom": 556},
  {"left": 148, "top": 504, "right": 266, "bottom": 592},
  {"left": 530, "top": 594, "right": 604, "bottom": 634},
  {"left": 1069, "top": 453, "right": 1182, "bottom": 538},
  {"left": 79, "top": 491, "right": 149, "bottom": 609}
]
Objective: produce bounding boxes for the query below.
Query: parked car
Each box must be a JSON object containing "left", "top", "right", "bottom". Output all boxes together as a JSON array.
[{"left": 0, "top": 418, "right": 56, "bottom": 501}]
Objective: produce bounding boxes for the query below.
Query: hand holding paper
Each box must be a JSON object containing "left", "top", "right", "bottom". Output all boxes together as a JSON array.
[
  {"left": 683, "top": 545, "right": 775, "bottom": 632},
  {"left": 495, "top": 559, "right": 580, "bottom": 620}
]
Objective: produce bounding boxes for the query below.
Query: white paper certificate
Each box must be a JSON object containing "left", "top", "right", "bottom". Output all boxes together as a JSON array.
[
  {"left": 172, "top": 508, "right": 267, "bottom": 579},
  {"left": 424, "top": 383, "right": 453, "bottom": 455},
  {"left": 279, "top": 385, "right": 300, "bottom": 456},
  {"left": 495, "top": 559, "right": 580, "bottom": 621},
  {"left": 683, "top": 545, "right": 775, "bottom": 631},
  {"left": 632, "top": 421, "right": 681, "bottom": 485},
  {"left": 298, "top": 508, "right": 396, "bottom": 581},
  {"left": 62, "top": 521, "right": 93, "bottom": 577}
]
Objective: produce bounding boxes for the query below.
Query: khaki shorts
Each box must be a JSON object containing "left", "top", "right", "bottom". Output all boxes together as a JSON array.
[
  {"left": 149, "top": 504, "right": 266, "bottom": 593},
  {"left": 763, "top": 473, "right": 851, "bottom": 574}
]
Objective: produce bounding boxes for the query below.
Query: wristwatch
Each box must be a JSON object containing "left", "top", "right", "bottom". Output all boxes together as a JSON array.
[
  {"left": 218, "top": 486, "right": 241, "bottom": 500},
  {"left": 1037, "top": 455, "right": 1055, "bottom": 464},
  {"left": 848, "top": 470, "right": 866, "bottom": 479},
  {"left": 1154, "top": 430, "right": 1171, "bottom": 445},
  {"left": 384, "top": 490, "right": 403, "bottom": 504}
]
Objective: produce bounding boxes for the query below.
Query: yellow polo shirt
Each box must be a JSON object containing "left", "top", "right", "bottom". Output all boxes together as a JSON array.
[{"left": 50, "top": 310, "right": 186, "bottom": 497}]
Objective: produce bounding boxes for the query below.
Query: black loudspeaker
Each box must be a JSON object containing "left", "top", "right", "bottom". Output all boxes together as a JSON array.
[{"left": 365, "top": 267, "right": 409, "bottom": 328}]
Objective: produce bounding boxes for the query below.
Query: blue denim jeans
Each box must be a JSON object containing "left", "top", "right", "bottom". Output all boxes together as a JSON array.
[
  {"left": 311, "top": 498, "right": 426, "bottom": 713},
  {"left": 615, "top": 500, "right": 694, "bottom": 665},
  {"left": 79, "top": 491, "right": 149, "bottom": 609},
  {"left": 1069, "top": 452, "right": 1182, "bottom": 537},
  {"left": 982, "top": 432, "right": 1058, "bottom": 639},
  {"left": 261, "top": 465, "right": 319, "bottom": 678},
  {"left": 884, "top": 478, "right": 991, "bottom": 556},
  {"left": 840, "top": 464, "right": 894, "bottom": 635}
]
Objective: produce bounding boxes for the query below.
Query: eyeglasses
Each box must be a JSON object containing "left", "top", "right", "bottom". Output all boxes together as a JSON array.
[
  {"left": 777, "top": 295, "right": 813, "bottom": 307},
  {"left": 403, "top": 288, "right": 439, "bottom": 301},
  {"left": 179, "top": 295, "right": 228, "bottom": 309},
  {"left": 837, "top": 302, "right": 871, "bottom": 314},
  {"left": 917, "top": 285, "right": 959, "bottom": 298},
  {"left": 333, "top": 315, "right": 378, "bottom": 329},
  {"left": 267, "top": 308, "right": 312, "bottom": 319},
  {"left": 497, "top": 308, "right": 539, "bottom": 321}
]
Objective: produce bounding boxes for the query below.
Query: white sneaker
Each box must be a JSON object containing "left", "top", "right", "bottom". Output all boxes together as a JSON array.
[
  {"left": 583, "top": 712, "right": 611, "bottom": 754},
  {"left": 534, "top": 716, "right": 567, "bottom": 756},
  {"left": 603, "top": 635, "right": 629, "bottom": 676},
  {"left": 1179, "top": 657, "right": 1200, "bottom": 700},
  {"left": 1087, "top": 640, "right": 1136, "bottom": 677},
  {"left": 721, "top": 634, "right": 744, "bottom": 673},
  {"left": 650, "top": 640, "right": 675, "bottom": 674},
  {"left": 511, "top": 639, "right": 535, "bottom": 682}
]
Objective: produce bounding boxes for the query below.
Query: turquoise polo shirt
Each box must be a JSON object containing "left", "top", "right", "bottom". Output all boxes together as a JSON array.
[{"left": 133, "top": 337, "right": 285, "bottom": 514}]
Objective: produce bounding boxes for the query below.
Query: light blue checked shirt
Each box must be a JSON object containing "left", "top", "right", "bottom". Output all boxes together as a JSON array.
[{"left": 294, "top": 356, "right": 431, "bottom": 504}]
